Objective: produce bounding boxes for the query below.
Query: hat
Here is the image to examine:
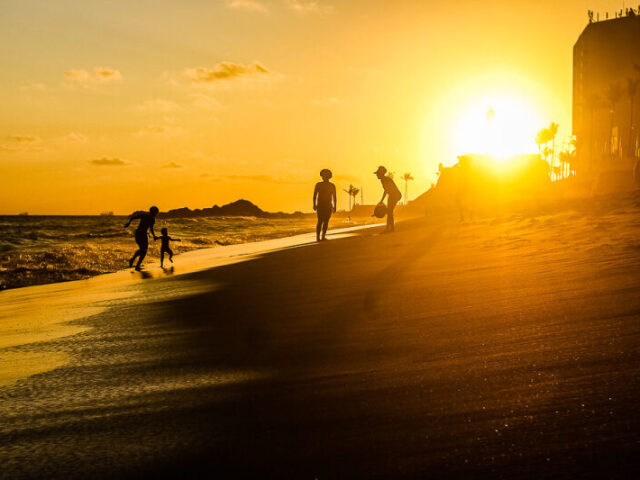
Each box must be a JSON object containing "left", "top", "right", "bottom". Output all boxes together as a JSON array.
[{"left": 374, "top": 166, "right": 387, "bottom": 176}]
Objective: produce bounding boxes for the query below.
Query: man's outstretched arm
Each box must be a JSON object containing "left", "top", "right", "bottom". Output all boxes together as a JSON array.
[{"left": 124, "top": 213, "right": 141, "bottom": 228}]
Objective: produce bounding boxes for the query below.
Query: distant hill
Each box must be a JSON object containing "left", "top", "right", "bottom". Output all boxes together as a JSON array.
[{"left": 133, "top": 199, "right": 307, "bottom": 219}]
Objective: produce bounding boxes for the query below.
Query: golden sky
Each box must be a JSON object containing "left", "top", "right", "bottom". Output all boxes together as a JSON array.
[{"left": 0, "top": 0, "right": 624, "bottom": 214}]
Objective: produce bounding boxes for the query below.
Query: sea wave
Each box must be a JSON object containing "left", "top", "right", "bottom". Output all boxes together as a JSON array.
[{"left": 0, "top": 215, "right": 367, "bottom": 289}]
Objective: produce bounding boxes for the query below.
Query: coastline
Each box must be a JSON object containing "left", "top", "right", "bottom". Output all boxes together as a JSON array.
[
  {"left": 2, "top": 194, "right": 640, "bottom": 476},
  {"left": 0, "top": 215, "right": 374, "bottom": 290},
  {"left": 0, "top": 223, "right": 382, "bottom": 387}
]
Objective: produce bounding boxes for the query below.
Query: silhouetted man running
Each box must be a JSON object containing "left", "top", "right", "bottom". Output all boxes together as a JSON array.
[
  {"left": 313, "top": 169, "right": 337, "bottom": 241},
  {"left": 124, "top": 206, "right": 159, "bottom": 270},
  {"left": 374, "top": 166, "right": 402, "bottom": 233}
]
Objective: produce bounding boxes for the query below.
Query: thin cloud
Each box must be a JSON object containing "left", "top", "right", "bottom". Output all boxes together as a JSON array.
[
  {"left": 64, "top": 67, "right": 122, "bottom": 85},
  {"left": 185, "top": 62, "right": 271, "bottom": 83},
  {"left": 162, "top": 162, "right": 183, "bottom": 169},
  {"left": 189, "top": 92, "right": 223, "bottom": 110},
  {"left": 136, "top": 99, "right": 180, "bottom": 113},
  {"left": 59, "top": 132, "right": 88, "bottom": 144},
  {"left": 0, "top": 135, "right": 43, "bottom": 153},
  {"left": 135, "top": 125, "right": 186, "bottom": 138},
  {"left": 90, "top": 157, "right": 129, "bottom": 166},
  {"left": 228, "top": 0, "right": 269, "bottom": 13},
  {"left": 286, "top": 0, "right": 333, "bottom": 14},
  {"left": 163, "top": 62, "right": 280, "bottom": 88},
  {"left": 7, "top": 135, "right": 41, "bottom": 144}
]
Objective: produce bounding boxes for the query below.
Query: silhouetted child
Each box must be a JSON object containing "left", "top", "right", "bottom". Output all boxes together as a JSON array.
[
  {"left": 313, "top": 169, "right": 337, "bottom": 241},
  {"left": 156, "top": 227, "right": 181, "bottom": 268}
]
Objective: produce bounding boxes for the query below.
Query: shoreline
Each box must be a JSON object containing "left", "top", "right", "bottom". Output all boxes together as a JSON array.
[
  {"left": 0, "top": 222, "right": 383, "bottom": 387},
  {"left": 0, "top": 216, "right": 376, "bottom": 291}
]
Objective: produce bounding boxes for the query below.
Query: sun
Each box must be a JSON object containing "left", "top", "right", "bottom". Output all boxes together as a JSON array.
[{"left": 451, "top": 94, "right": 544, "bottom": 161}]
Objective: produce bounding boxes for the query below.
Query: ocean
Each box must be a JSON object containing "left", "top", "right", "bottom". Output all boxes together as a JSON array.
[{"left": 0, "top": 215, "right": 364, "bottom": 290}]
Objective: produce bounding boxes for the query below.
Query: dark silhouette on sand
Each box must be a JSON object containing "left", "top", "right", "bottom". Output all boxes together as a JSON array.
[
  {"left": 157, "top": 227, "right": 181, "bottom": 268},
  {"left": 313, "top": 169, "right": 337, "bottom": 242},
  {"left": 374, "top": 166, "right": 402, "bottom": 233},
  {"left": 124, "top": 206, "right": 159, "bottom": 271}
]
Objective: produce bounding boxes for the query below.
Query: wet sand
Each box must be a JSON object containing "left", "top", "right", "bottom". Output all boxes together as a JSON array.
[{"left": 1, "top": 193, "right": 640, "bottom": 478}]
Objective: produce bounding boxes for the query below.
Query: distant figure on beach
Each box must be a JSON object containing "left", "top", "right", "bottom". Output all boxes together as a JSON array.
[
  {"left": 157, "top": 227, "right": 181, "bottom": 268},
  {"left": 124, "top": 206, "right": 159, "bottom": 271},
  {"left": 313, "top": 169, "right": 337, "bottom": 241},
  {"left": 374, "top": 166, "right": 402, "bottom": 233}
]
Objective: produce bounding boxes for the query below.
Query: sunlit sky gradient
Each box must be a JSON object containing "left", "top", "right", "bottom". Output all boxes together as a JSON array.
[{"left": 0, "top": 0, "right": 625, "bottom": 214}]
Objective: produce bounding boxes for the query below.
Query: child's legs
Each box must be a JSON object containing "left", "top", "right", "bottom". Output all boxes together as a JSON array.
[{"left": 160, "top": 250, "right": 165, "bottom": 266}]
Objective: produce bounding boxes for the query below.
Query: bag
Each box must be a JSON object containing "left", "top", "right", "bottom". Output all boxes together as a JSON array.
[{"left": 373, "top": 203, "right": 387, "bottom": 218}]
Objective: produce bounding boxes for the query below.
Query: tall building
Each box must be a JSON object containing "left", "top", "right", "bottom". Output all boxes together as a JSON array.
[{"left": 573, "top": 13, "right": 640, "bottom": 176}]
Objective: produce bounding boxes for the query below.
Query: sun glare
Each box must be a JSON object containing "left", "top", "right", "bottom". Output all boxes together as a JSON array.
[{"left": 451, "top": 94, "right": 544, "bottom": 161}]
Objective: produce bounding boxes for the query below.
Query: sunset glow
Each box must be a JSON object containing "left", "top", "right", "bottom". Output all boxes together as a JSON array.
[
  {"left": 451, "top": 93, "right": 544, "bottom": 161},
  {"left": 0, "top": 0, "right": 596, "bottom": 214},
  {"left": 3, "top": 1, "right": 640, "bottom": 477}
]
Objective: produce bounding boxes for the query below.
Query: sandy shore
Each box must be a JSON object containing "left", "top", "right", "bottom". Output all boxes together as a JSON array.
[{"left": 1, "top": 193, "right": 640, "bottom": 478}]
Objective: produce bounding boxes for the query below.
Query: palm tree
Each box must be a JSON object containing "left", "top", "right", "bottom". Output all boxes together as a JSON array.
[
  {"left": 543, "top": 145, "right": 553, "bottom": 170},
  {"left": 401, "top": 173, "right": 414, "bottom": 205},
  {"left": 548, "top": 122, "right": 559, "bottom": 179},
  {"left": 606, "top": 82, "right": 624, "bottom": 158},
  {"left": 536, "top": 127, "right": 553, "bottom": 175},
  {"left": 559, "top": 144, "right": 577, "bottom": 178},
  {"left": 351, "top": 187, "right": 360, "bottom": 208},
  {"left": 627, "top": 77, "right": 639, "bottom": 157},
  {"left": 343, "top": 184, "right": 356, "bottom": 211}
]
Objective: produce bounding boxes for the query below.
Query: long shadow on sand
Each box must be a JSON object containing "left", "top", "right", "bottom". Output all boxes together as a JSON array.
[{"left": 2, "top": 218, "right": 640, "bottom": 479}]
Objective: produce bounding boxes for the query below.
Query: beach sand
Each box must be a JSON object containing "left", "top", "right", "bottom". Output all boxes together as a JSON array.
[{"left": 1, "top": 193, "right": 640, "bottom": 478}]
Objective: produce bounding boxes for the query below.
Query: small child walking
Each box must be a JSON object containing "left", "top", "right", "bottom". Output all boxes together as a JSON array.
[{"left": 156, "top": 227, "right": 181, "bottom": 268}]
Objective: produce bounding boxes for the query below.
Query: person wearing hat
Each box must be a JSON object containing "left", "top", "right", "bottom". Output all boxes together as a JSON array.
[
  {"left": 374, "top": 166, "right": 402, "bottom": 233},
  {"left": 313, "top": 169, "right": 337, "bottom": 241},
  {"left": 124, "top": 205, "right": 159, "bottom": 270}
]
